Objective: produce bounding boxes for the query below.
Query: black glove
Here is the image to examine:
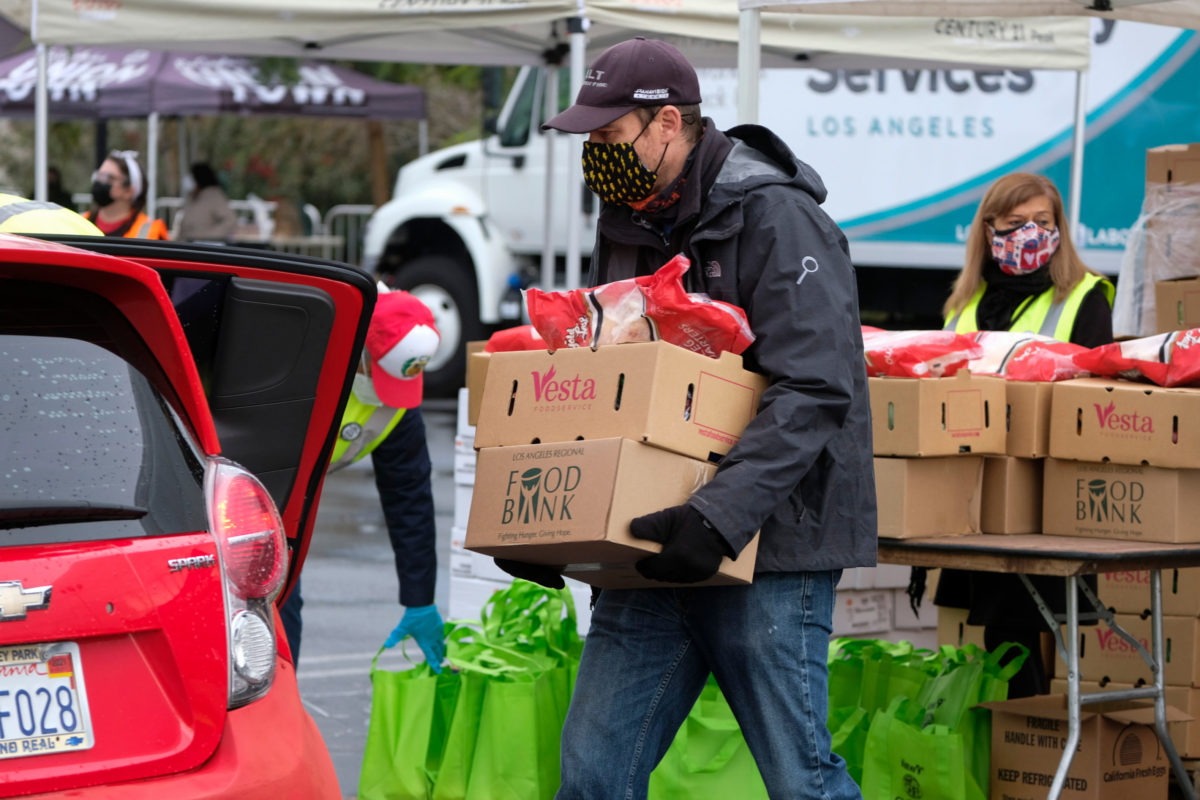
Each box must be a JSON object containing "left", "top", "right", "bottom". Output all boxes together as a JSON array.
[
  {"left": 631, "top": 504, "right": 733, "bottom": 584},
  {"left": 494, "top": 558, "right": 565, "bottom": 590}
]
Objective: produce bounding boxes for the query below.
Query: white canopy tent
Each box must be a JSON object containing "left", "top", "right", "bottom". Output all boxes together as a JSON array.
[
  {"left": 31, "top": 0, "right": 1089, "bottom": 286},
  {"left": 736, "top": 0, "right": 1200, "bottom": 239}
]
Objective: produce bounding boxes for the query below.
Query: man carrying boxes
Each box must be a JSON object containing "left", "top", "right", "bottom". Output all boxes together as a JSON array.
[{"left": 470, "top": 37, "right": 876, "bottom": 800}]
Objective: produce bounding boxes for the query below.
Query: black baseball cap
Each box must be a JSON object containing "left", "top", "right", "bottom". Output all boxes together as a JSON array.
[{"left": 543, "top": 37, "right": 702, "bottom": 134}]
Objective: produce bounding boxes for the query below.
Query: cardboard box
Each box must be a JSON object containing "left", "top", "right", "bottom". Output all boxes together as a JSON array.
[
  {"left": 1049, "top": 378, "right": 1200, "bottom": 469},
  {"left": 874, "top": 456, "right": 984, "bottom": 538},
  {"left": 869, "top": 371, "right": 1006, "bottom": 457},
  {"left": 464, "top": 342, "right": 489, "bottom": 428},
  {"left": 1006, "top": 380, "right": 1054, "bottom": 458},
  {"left": 832, "top": 589, "right": 893, "bottom": 636},
  {"left": 986, "top": 694, "right": 1180, "bottom": 800},
  {"left": 1146, "top": 142, "right": 1200, "bottom": 188},
  {"left": 474, "top": 341, "right": 768, "bottom": 463},
  {"left": 981, "top": 456, "right": 1043, "bottom": 534},
  {"left": 465, "top": 437, "right": 758, "bottom": 589},
  {"left": 937, "top": 606, "right": 986, "bottom": 649},
  {"left": 890, "top": 587, "right": 937, "bottom": 630},
  {"left": 1064, "top": 612, "right": 1200, "bottom": 686},
  {"left": 1099, "top": 568, "right": 1200, "bottom": 617},
  {"left": 838, "top": 564, "right": 913, "bottom": 590},
  {"left": 1155, "top": 277, "right": 1200, "bottom": 333},
  {"left": 1042, "top": 458, "right": 1200, "bottom": 543},
  {"left": 1050, "top": 679, "right": 1200, "bottom": 758}
]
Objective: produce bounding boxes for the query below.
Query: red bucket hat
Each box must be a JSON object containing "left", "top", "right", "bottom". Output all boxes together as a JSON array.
[{"left": 365, "top": 291, "right": 440, "bottom": 409}]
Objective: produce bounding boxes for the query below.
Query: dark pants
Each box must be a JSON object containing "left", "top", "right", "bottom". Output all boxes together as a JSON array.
[{"left": 280, "top": 407, "right": 437, "bottom": 668}]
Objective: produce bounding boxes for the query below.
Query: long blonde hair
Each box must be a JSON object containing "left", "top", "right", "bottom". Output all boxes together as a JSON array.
[{"left": 944, "top": 173, "right": 1096, "bottom": 318}]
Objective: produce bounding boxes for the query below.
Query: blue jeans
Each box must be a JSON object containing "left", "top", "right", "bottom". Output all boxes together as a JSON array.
[{"left": 557, "top": 571, "right": 859, "bottom": 800}]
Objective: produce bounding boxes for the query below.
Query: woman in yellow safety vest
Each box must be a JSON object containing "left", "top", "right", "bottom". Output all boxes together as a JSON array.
[
  {"left": 942, "top": 172, "right": 1113, "bottom": 346},
  {"left": 934, "top": 173, "right": 1114, "bottom": 699},
  {"left": 83, "top": 150, "right": 169, "bottom": 240}
]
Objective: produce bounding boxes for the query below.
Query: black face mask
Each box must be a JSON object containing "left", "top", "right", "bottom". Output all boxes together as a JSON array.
[{"left": 91, "top": 180, "right": 114, "bottom": 208}]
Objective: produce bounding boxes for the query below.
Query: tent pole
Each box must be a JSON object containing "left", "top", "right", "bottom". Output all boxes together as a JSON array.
[
  {"left": 738, "top": 8, "right": 761, "bottom": 124},
  {"left": 1068, "top": 69, "right": 1087, "bottom": 242},
  {"left": 34, "top": 44, "right": 48, "bottom": 202},
  {"left": 178, "top": 117, "right": 188, "bottom": 197},
  {"left": 564, "top": 14, "right": 588, "bottom": 291},
  {"left": 147, "top": 111, "right": 160, "bottom": 223},
  {"left": 418, "top": 119, "right": 429, "bottom": 157},
  {"left": 542, "top": 66, "right": 559, "bottom": 291}
]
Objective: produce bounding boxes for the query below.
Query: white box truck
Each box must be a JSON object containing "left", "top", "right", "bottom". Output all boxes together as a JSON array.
[{"left": 362, "top": 20, "right": 1200, "bottom": 394}]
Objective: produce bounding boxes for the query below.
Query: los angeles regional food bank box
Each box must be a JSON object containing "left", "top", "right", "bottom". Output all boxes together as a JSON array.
[
  {"left": 473, "top": 341, "right": 768, "bottom": 463},
  {"left": 465, "top": 437, "right": 759, "bottom": 589}
]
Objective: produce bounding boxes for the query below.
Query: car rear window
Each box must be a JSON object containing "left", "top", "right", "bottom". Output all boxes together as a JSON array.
[{"left": 0, "top": 283, "right": 207, "bottom": 547}]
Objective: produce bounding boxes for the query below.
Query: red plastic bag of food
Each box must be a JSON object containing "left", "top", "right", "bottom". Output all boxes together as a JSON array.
[
  {"left": 861, "top": 329, "right": 981, "bottom": 378},
  {"left": 484, "top": 324, "right": 546, "bottom": 353},
  {"left": 1073, "top": 329, "right": 1200, "bottom": 387},
  {"left": 966, "top": 331, "right": 1090, "bottom": 382},
  {"left": 524, "top": 254, "right": 755, "bottom": 357}
]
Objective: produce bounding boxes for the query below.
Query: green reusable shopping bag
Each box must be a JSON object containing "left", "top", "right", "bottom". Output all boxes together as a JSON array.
[
  {"left": 828, "top": 705, "right": 871, "bottom": 786},
  {"left": 861, "top": 697, "right": 967, "bottom": 800},
  {"left": 915, "top": 642, "right": 1028, "bottom": 800},
  {"left": 359, "top": 649, "right": 460, "bottom": 800},
  {"left": 648, "top": 678, "right": 769, "bottom": 800},
  {"left": 436, "top": 581, "right": 581, "bottom": 800}
]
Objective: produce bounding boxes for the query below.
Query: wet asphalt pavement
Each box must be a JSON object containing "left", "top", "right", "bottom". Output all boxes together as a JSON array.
[{"left": 294, "top": 398, "right": 459, "bottom": 800}]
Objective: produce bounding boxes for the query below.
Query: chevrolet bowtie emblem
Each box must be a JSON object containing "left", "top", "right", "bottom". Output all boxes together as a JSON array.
[{"left": 0, "top": 581, "right": 52, "bottom": 621}]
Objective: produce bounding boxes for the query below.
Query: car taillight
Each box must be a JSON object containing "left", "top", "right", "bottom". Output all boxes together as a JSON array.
[
  {"left": 205, "top": 457, "right": 288, "bottom": 709},
  {"left": 210, "top": 468, "right": 286, "bottom": 598}
]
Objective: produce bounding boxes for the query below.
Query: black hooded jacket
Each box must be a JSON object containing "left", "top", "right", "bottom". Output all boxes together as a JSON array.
[{"left": 590, "top": 121, "right": 877, "bottom": 573}]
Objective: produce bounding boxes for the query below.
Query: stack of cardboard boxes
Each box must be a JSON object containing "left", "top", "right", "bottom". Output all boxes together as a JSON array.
[
  {"left": 868, "top": 370, "right": 1013, "bottom": 640},
  {"left": 463, "top": 341, "right": 766, "bottom": 590},
  {"left": 1148, "top": 143, "right": 1200, "bottom": 334}
]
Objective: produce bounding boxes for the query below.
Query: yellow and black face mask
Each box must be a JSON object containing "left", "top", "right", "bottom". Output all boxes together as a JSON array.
[{"left": 582, "top": 140, "right": 661, "bottom": 206}]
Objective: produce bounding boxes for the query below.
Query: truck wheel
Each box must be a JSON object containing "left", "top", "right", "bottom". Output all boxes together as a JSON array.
[{"left": 388, "top": 256, "right": 484, "bottom": 398}]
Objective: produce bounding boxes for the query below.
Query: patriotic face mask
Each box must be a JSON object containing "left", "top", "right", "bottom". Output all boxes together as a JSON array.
[{"left": 989, "top": 221, "right": 1060, "bottom": 275}]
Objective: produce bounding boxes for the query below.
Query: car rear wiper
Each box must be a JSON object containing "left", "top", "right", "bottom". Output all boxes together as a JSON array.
[{"left": 0, "top": 502, "right": 149, "bottom": 528}]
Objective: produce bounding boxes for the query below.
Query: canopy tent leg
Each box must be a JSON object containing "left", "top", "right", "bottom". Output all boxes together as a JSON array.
[
  {"left": 1068, "top": 69, "right": 1087, "bottom": 241},
  {"left": 737, "top": 8, "right": 761, "bottom": 125},
  {"left": 34, "top": 44, "right": 47, "bottom": 202},
  {"left": 542, "top": 65, "right": 559, "bottom": 292},
  {"left": 147, "top": 111, "right": 160, "bottom": 223},
  {"left": 564, "top": 13, "right": 588, "bottom": 291}
]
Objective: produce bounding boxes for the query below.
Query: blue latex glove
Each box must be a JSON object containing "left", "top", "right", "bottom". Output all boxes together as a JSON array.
[{"left": 384, "top": 605, "right": 446, "bottom": 673}]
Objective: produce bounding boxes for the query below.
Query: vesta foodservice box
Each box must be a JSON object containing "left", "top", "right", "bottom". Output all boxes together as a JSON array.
[
  {"left": 1005, "top": 380, "right": 1054, "bottom": 458},
  {"left": 981, "top": 455, "right": 1043, "bottom": 534},
  {"left": 1048, "top": 378, "right": 1200, "bottom": 469},
  {"left": 874, "top": 456, "right": 983, "bottom": 538},
  {"left": 984, "top": 694, "right": 1183, "bottom": 800},
  {"left": 1156, "top": 277, "right": 1200, "bottom": 334},
  {"left": 1042, "top": 458, "right": 1200, "bottom": 543},
  {"left": 474, "top": 342, "right": 768, "bottom": 463},
  {"left": 465, "top": 437, "right": 758, "bottom": 589},
  {"left": 1062, "top": 612, "right": 1200, "bottom": 686},
  {"left": 868, "top": 371, "right": 1006, "bottom": 457},
  {"left": 1099, "top": 568, "right": 1200, "bottom": 617},
  {"left": 464, "top": 341, "right": 489, "bottom": 427}
]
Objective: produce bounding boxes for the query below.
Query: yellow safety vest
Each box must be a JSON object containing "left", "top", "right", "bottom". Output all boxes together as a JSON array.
[
  {"left": 0, "top": 194, "right": 102, "bottom": 235},
  {"left": 944, "top": 273, "right": 1114, "bottom": 341},
  {"left": 328, "top": 392, "right": 407, "bottom": 473}
]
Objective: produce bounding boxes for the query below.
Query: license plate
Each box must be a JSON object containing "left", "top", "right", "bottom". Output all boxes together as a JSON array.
[{"left": 0, "top": 642, "right": 94, "bottom": 759}]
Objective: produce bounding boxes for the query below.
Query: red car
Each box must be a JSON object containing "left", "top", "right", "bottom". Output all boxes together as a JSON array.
[{"left": 0, "top": 233, "right": 374, "bottom": 798}]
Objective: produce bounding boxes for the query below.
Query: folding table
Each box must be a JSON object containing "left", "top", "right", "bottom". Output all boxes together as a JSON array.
[{"left": 879, "top": 533, "right": 1200, "bottom": 800}]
